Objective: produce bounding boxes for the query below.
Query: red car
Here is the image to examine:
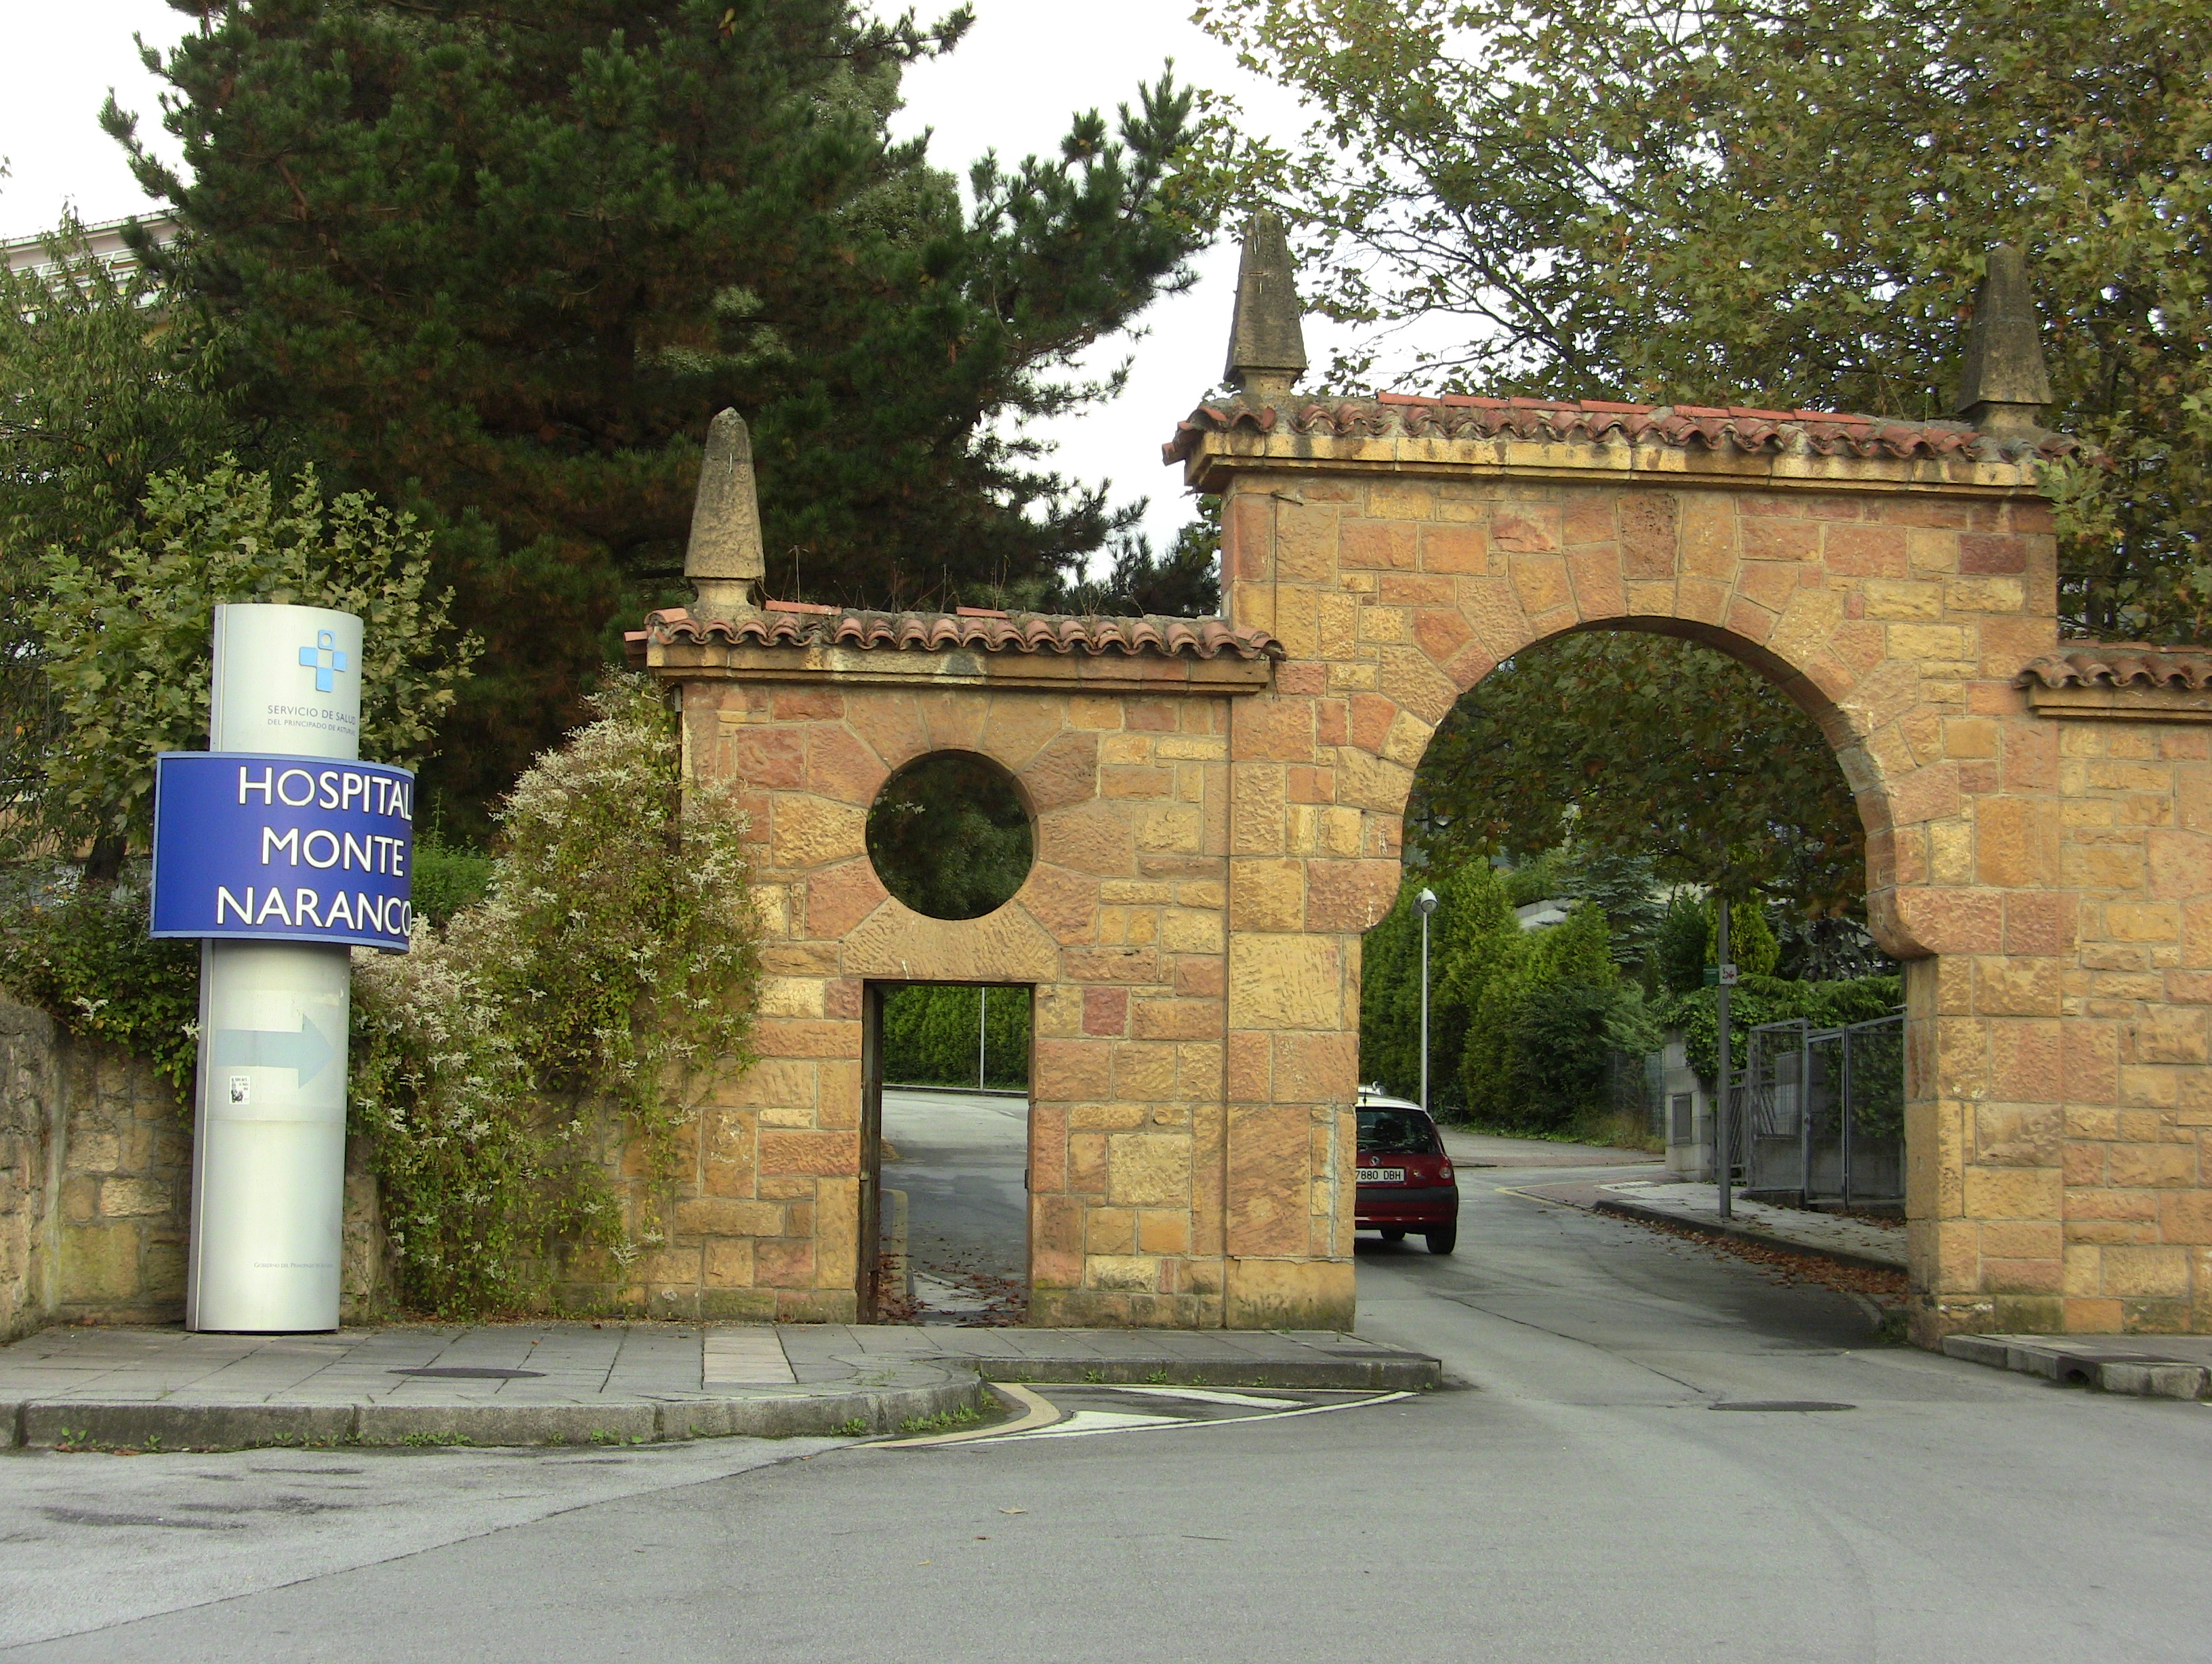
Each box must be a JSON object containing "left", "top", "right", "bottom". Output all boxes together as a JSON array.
[{"left": 1355, "top": 1091, "right": 1458, "bottom": 1254}]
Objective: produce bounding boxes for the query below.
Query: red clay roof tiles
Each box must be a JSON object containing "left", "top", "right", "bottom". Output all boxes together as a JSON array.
[
  {"left": 638, "top": 606, "right": 1282, "bottom": 662},
  {"left": 2015, "top": 645, "right": 2212, "bottom": 691}
]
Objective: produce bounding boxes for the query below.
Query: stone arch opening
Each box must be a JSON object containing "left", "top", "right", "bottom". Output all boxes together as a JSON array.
[{"left": 1355, "top": 615, "right": 1905, "bottom": 1262}]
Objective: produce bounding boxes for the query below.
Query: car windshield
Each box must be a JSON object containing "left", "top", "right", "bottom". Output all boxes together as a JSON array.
[{"left": 1357, "top": 1107, "right": 1439, "bottom": 1155}]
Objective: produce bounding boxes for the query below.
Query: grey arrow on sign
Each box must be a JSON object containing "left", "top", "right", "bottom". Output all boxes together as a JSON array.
[{"left": 210, "top": 1014, "right": 334, "bottom": 1085}]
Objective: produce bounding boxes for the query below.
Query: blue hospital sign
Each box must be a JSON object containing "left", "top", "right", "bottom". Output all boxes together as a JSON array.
[{"left": 149, "top": 752, "right": 415, "bottom": 951}]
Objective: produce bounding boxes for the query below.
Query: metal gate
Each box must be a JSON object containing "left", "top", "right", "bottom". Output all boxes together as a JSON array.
[{"left": 1740, "top": 1012, "right": 1904, "bottom": 1208}]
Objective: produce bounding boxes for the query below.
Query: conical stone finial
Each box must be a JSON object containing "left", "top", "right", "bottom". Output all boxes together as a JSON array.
[
  {"left": 684, "top": 408, "right": 766, "bottom": 617},
  {"left": 1223, "top": 211, "right": 1307, "bottom": 404},
  {"left": 1954, "top": 245, "right": 2053, "bottom": 436}
]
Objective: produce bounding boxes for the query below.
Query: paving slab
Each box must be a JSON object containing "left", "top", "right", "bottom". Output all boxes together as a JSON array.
[
  {"left": 0, "top": 1322, "right": 1438, "bottom": 1451},
  {"left": 1941, "top": 1333, "right": 2212, "bottom": 1400}
]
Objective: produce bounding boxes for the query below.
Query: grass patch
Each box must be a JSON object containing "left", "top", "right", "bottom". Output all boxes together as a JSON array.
[{"left": 895, "top": 1404, "right": 987, "bottom": 1438}]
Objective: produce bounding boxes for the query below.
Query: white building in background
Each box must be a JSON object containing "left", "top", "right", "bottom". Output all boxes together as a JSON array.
[{"left": 3, "top": 211, "right": 179, "bottom": 278}]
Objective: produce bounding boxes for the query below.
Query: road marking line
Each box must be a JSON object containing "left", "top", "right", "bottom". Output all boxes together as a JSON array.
[
  {"left": 981, "top": 1390, "right": 1416, "bottom": 1443},
  {"left": 1101, "top": 1385, "right": 1305, "bottom": 1409},
  {"left": 868, "top": 1382, "right": 1063, "bottom": 1447}
]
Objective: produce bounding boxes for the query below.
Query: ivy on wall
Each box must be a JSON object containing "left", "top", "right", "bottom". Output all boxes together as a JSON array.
[{"left": 351, "top": 676, "right": 761, "bottom": 1314}]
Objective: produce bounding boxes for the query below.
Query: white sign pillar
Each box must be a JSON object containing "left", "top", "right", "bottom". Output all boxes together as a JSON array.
[{"left": 186, "top": 604, "right": 365, "bottom": 1332}]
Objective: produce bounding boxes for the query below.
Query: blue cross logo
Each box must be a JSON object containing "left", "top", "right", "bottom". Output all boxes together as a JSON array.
[{"left": 299, "top": 629, "right": 348, "bottom": 692}]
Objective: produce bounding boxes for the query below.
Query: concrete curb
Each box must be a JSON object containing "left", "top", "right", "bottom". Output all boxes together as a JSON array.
[
  {"left": 1590, "top": 1197, "right": 1908, "bottom": 1276},
  {"left": 0, "top": 1377, "right": 985, "bottom": 1453},
  {"left": 1941, "top": 1335, "right": 2211, "bottom": 1401}
]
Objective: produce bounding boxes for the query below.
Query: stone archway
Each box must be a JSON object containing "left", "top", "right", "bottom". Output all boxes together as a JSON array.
[
  {"left": 1168, "top": 388, "right": 2201, "bottom": 1343},
  {"left": 632, "top": 236, "right": 2212, "bottom": 1342}
]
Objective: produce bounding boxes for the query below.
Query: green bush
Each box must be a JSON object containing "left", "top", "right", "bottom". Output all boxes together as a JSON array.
[
  {"left": 1661, "top": 974, "right": 1904, "bottom": 1081},
  {"left": 0, "top": 871, "right": 199, "bottom": 1096},
  {"left": 1652, "top": 892, "right": 1709, "bottom": 997},
  {"left": 408, "top": 839, "right": 494, "bottom": 928},
  {"left": 1463, "top": 901, "right": 1654, "bottom": 1133},
  {"left": 1359, "top": 862, "right": 1524, "bottom": 1115},
  {"left": 350, "top": 675, "right": 761, "bottom": 1314},
  {"left": 882, "top": 985, "right": 1030, "bottom": 1089}
]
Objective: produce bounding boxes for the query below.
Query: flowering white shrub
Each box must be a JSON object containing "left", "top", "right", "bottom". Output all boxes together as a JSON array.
[{"left": 352, "top": 675, "right": 759, "bottom": 1314}]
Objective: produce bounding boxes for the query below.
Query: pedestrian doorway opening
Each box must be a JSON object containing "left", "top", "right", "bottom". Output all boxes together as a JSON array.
[{"left": 861, "top": 982, "right": 1033, "bottom": 1325}]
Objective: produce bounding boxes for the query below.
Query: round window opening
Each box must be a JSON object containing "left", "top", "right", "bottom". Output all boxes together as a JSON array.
[{"left": 865, "top": 751, "right": 1036, "bottom": 921}]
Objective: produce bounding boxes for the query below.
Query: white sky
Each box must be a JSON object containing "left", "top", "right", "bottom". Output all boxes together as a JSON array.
[{"left": 0, "top": 1, "right": 1382, "bottom": 558}]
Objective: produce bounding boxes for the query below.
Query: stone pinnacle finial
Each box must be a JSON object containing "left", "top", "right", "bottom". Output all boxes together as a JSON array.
[
  {"left": 1954, "top": 245, "right": 2053, "bottom": 436},
  {"left": 684, "top": 409, "right": 766, "bottom": 617},
  {"left": 1223, "top": 211, "right": 1308, "bottom": 404}
]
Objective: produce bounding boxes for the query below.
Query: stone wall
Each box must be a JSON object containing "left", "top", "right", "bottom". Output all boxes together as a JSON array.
[
  {"left": 637, "top": 659, "right": 1267, "bottom": 1327},
  {"left": 1, "top": 997, "right": 191, "bottom": 1337},
  {"left": 0, "top": 995, "right": 393, "bottom": 1337},
  {"left": 0, "top": 1000, "right": 60, "bottom": 1341},
  {"left": 2045, "top": 711, "right": 2212, "bottom": 1330}
]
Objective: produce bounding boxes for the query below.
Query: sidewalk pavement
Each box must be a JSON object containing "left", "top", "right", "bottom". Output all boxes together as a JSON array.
[
  {"left": 1940, "top": 1333, "right": 2212, "bottom": 1400},
  {"left": 1569, "top": 1177, "right": 1909, "bottom": 1272},
  {"left": 0, "top": 1323, "right": 1439, "bottom": 1452}
]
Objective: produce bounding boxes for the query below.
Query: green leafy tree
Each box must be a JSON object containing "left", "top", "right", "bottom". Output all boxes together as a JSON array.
[
  {"left": 0, "top": 222, "right": 243, "bottom": 820},
  {"left": 1410, "top": 631, "right": 1863, "bottom": 913},
  {"left": 30, "top": 461, "right": 474, "bottom": 873},
  {"left": 1202, "top": 0, "right": 2212, "bottom": 638},
  {"left": 1462, "top": 900, "right": 1635, "bottom": 1131},
  {"left": 112, "top": 0, "right": 1212, "bottom": 826},
  {"left": 864, "top": 752, "right": 1034, "bottom": 921},
  {"left": 1360, "top": 860, "right": 1522, "bottom": 1113},
  {"left": 1042, "top": 497, "right": 1223, "bottom": 616}
]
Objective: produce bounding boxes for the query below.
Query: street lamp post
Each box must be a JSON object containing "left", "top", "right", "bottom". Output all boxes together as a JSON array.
[
  {"left": 1716, "top": 896, "right": 1734, "bottom": 1220},
  {"left": 1415, "top": 888, "right": 1439, "bottom": 1117}
]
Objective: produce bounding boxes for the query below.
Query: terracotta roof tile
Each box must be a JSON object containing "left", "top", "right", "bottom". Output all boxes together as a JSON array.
[
  {"left": 640, "top": 606, "right": 1283, "bottom": 662},
  {"left": 1164, "top": 392, "right": 2082, "bottom": 465},
  {"left": 2015, "top": 644, "right": 2212, "bottom": 691}
]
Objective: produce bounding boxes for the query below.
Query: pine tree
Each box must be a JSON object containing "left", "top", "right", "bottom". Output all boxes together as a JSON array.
[{"left": 109, "top": 1, "right": 1208, "bottom": 825}]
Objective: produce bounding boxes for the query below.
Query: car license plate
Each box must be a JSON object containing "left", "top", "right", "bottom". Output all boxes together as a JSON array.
[{"left": 1358, "top": 1167, "right": 1406, "bottom": 1184}]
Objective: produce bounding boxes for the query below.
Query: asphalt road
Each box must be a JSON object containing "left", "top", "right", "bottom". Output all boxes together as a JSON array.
[
  {"left": 6, "top": 1157, "right": 2209, "bottom": 1662},
  {"left": 880, "top": 1086, "right": 1029, "bottom": 1318}
]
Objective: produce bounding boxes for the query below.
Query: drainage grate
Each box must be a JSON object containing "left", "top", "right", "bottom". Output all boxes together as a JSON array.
[
  {"left": 1709, "top": 1400, "right": 1855, "bottom": 1412},
  {"left": 388, "top": 1366, "right": 546, "bottom": 1380}
]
